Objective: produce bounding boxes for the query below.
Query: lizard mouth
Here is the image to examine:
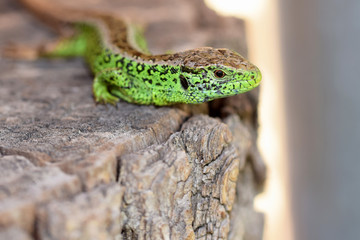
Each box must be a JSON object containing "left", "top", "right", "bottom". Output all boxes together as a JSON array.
[
  {"left": 238, "top": 69, "right": 262, "bottom": 83},
  {"left": 213, "top": 69, "right": 261, "bottom": 96}
]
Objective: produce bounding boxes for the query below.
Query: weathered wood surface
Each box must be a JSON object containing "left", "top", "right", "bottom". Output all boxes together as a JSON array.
[{"left": 0, "top": 0, "right": 266, "bottom": 239}]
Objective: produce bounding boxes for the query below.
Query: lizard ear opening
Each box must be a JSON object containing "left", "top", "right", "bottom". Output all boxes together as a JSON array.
[{"left": 180, "top": 75, "right": 189, "bottom": 90}]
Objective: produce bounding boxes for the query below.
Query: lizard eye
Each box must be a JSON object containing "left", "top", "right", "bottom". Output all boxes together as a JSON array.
[{"left": 214, "top": 70, "right": 226, "bottom": 78}]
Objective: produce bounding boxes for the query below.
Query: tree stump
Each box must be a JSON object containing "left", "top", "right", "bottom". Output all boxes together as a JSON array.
[{"left": 0, "top": 0, "right": 266, "bottom": 239}]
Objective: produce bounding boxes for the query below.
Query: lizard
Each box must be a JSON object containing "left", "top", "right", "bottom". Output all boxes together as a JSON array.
[{"left": 5, "top": 0, "right": 262, "bottom": 106}]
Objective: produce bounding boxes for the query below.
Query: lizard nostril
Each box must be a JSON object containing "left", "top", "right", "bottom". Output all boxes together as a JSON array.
[{"left": 254, "top": 69, "right": 262, "bottom": 83}]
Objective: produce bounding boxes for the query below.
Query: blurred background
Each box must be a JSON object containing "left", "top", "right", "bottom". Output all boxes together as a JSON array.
[{"left": 206, "top": 0, "right": 360, "bottom": 239}]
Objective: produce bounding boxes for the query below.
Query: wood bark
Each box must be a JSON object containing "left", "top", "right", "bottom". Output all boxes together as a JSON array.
[{"left": 0, "top": 0, "right": 266, "bottom": 239}]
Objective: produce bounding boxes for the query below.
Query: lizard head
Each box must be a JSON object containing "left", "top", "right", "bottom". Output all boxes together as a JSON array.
[{"left": 175, "top": 47, "right": 261, "bottom": 104}]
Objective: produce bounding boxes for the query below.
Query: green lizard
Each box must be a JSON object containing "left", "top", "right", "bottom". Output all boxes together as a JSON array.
[{"left": 6, "top": 0, "right": 261, "bottom": 106}]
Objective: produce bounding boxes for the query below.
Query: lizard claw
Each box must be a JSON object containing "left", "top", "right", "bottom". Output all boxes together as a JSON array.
[{"left": 94, "top": 91, "right": 119, "bottom": 105}]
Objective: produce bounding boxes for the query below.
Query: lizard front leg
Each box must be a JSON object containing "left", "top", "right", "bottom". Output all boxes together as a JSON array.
[
  {"left": 93, "top": 68, "right": 153, "bottom": 105},
  {"left": 93, "top": 75, "right": 120, "bottom": 105}
]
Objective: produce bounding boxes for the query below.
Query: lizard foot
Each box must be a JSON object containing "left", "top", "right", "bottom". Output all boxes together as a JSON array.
[
  {"left": 94, "top": 91, "right": 119, "bottom": 105},
  {"left": 93, "top": 77, "right": 119, "bottom": 105}
]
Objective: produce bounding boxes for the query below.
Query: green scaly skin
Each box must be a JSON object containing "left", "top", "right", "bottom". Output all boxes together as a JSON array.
[{"left": 15, "top": 0, "right": 262, "bottom": 106}]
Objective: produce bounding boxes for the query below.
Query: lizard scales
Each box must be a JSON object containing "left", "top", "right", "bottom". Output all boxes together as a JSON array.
[{"left": 16, "top": 0, "right": 262, "bottom": 106}]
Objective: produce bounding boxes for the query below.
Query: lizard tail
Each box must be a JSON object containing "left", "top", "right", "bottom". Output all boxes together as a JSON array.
[
  {"left": 17, "top": 0, "right": 98, "bottom": 30},
  {"left": 17, "top": 0, "right": 143, "bottom": 58}
]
